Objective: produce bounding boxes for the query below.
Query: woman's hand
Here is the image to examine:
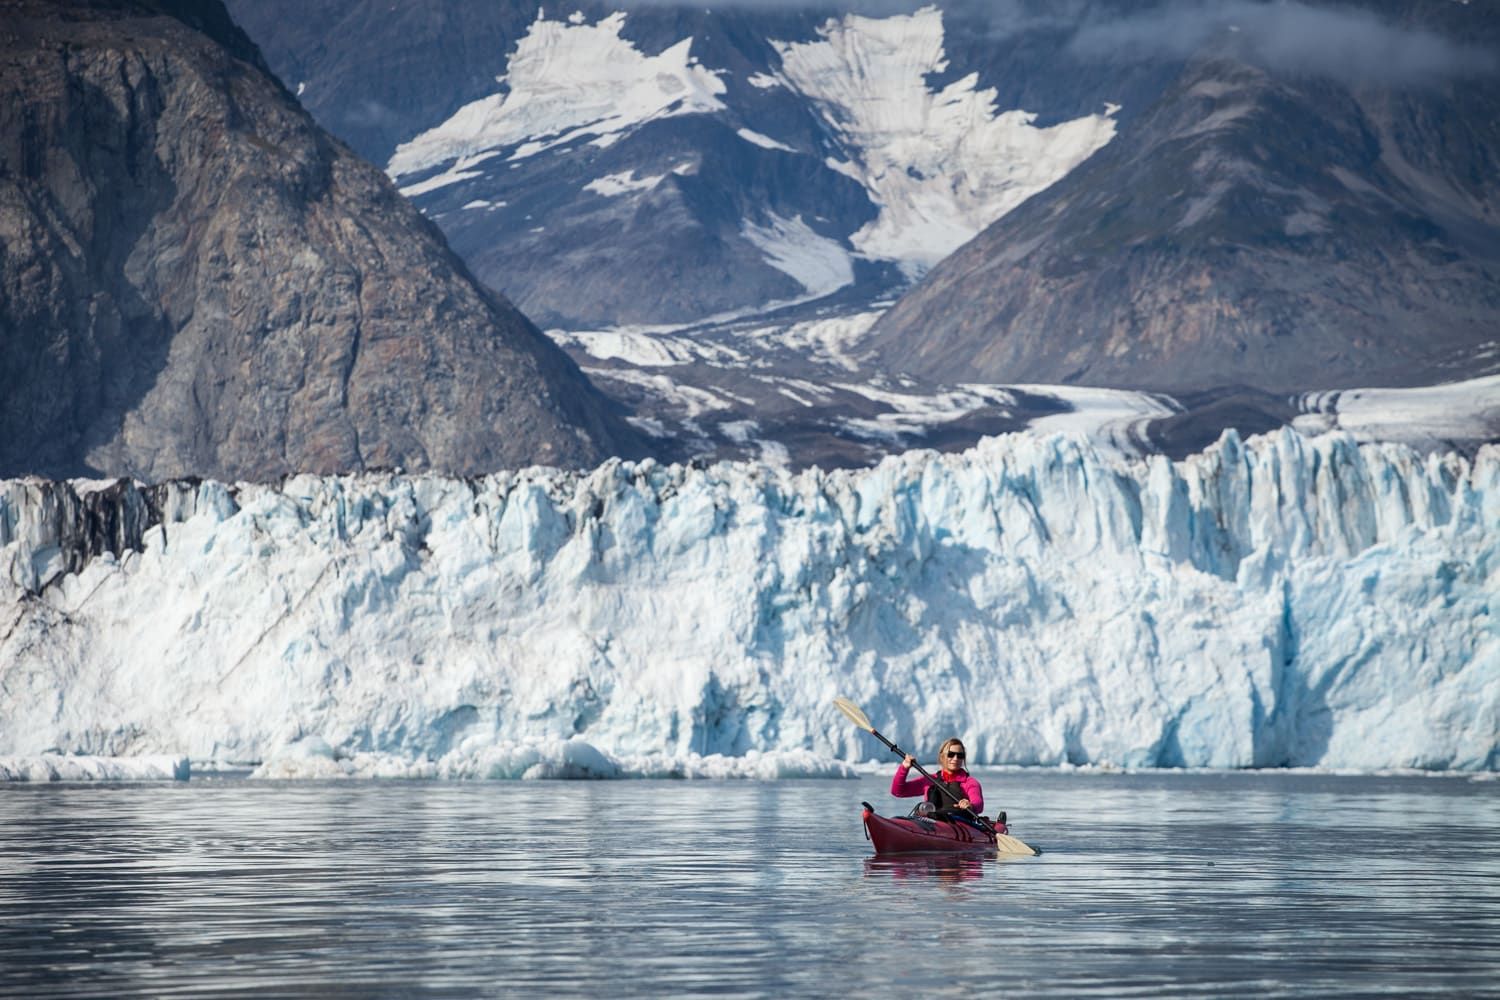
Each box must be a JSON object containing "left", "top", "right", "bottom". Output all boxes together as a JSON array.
[
  {"left": 957, "top": 798, "right": 971, "bottom": 810},
  {"left": 901, "top": 755, "right": 915, "bottom": 768}
]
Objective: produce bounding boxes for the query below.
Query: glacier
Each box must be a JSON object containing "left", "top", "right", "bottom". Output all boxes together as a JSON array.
[
  {"left": 769, "top": 6, "right": 1119, "bottom": 272},
  {"left": 0, "top": 429, "right": 1495, "bottom": 779}
]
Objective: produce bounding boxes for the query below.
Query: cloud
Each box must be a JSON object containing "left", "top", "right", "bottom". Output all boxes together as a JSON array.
[
  {"left": 616, "top": 0, "right": 925, "bottom": 10},
  {"left": 1067, "top": 0, "right": 1498, "bottom": 87},
  {"left": 611, "top": 0, "right": 1497, "bottom": 86}
]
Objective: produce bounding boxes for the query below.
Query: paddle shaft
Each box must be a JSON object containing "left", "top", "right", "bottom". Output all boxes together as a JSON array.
[{"left": 863, "top": 726, "right": 994, "bottom": 833}]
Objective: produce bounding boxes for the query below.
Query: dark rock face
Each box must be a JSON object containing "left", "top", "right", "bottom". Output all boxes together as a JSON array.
[
  {"left": 866, "top": 24, "right": 1500, "bottom": 396},
  {"left": 0, "top": 476, "right": 205, "bottom": 593},
  {"left": 0, "top": 0, "right": 642, "bottom": 482}
]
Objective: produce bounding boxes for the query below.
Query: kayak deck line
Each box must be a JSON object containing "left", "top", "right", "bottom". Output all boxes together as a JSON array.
[{"left": 861, "top": 802, "right": 1041, "bottom": 857}]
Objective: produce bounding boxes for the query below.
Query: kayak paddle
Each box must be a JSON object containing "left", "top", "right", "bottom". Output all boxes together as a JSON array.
[{"left": 833, "top": 696, "right": 995, "bottom": 834}]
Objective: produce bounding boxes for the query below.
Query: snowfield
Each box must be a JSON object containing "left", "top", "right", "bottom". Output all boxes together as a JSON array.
[
  {"left": 387, "top": 6, "right": 1118, "bottom": 287},
  {"left": 770, "top": 6, "right": 1118, "bottom": 272},
  {"left": 388, "top": 10, "right": 726, "bottom": 181}
]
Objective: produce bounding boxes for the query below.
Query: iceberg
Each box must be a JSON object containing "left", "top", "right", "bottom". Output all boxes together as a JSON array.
[
  {"left": 0, "top": 429, "right": 1495, "bottom": 777},
  {"left": 0, "top": 754, "right": 189, "bottom": 782}
]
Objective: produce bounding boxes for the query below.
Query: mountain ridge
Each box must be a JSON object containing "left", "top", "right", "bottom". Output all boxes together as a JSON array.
[
  {"left": 224, "top": 0, "right": 1500, "bottom": 466},
  {"left": 865, "top": 3, "right": 1500, "bottom": 400},
  {"left": 0, "top": 0, "right": 644, "bottom": 481}
]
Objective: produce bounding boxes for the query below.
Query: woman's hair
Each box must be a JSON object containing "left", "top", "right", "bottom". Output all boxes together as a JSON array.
[{"left": 938, "top": 737, "right": 966, "bottom": 770}]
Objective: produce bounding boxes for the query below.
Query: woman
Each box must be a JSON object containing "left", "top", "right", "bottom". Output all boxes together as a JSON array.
[{"left": 890, "top": 737, "right": 983, "bottom": 815}]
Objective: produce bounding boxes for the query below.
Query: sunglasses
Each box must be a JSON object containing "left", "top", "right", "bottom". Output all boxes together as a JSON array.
[{"left": 945, "top": 750, "right": 966, "bottom": 760}]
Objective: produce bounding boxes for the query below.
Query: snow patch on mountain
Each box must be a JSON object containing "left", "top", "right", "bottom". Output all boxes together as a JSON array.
[
  {"left": 550, "top": 326, "right": 750, "bottom": 368},
  {"left": 585, "top": 169, "right": 665, "bottom": 196},
  {"left": 834, "top": 381, "right": 1017, "bottom": 444},
  {"left": 547, "top": 309, "right": 883, "bottom": 374},
  {"left": 741, "top": 212, "right": 855, "bottom": 297},
  {"left": 585, "top": 367, "right": 749, "bottom": 422},
  {"left": 771, "top": 6, "right": 1118, "bottom": 273},
  {"left": 743, "top": 310, "right": 884, "bottom": 372},
  {"left": 396, "top": 152, "right": 500, "bottom": 197},
  {"left": 387, "top": 11, "right": 725, "bottom": 178},
  {"left": 737, "top": 127, "right": 796, "bottom": 152}
]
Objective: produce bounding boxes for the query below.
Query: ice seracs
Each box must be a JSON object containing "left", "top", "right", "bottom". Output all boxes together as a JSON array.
[{"left": 1, "top": 430, "right": 1494, "bottom": 778}]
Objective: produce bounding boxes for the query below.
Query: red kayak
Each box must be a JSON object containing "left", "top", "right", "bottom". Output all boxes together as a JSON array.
[{"left": 861, "top": 802, "right": 1040, "bottom": 856}]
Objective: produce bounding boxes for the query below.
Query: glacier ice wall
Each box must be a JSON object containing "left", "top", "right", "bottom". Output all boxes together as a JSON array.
[{"left": 1, "top": 430, "right": 1495, "bottom": 773}]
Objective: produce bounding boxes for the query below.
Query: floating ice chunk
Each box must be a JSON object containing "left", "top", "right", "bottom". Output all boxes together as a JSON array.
[
  {"left": 247, "top": 739, "right": 857, "bottom": 780},
  {"left": 441, "top": 739, "right": 623, "bottom": 779},
  {"left": 0, "top": 755, "right": 190, "bottom": 782}
]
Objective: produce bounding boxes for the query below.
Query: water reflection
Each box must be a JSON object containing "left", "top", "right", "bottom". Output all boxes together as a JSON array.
[{"left": 863, "top": 854, "right": 988, "bottom": 883}]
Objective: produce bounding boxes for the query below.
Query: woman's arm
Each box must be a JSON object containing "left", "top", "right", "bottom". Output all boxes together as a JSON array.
[
  {"left": 959, "top": 775, "right": 983, "bottom": 812},
  {"left": 890, "top": 760, "right": 929, "bottom": 798}
]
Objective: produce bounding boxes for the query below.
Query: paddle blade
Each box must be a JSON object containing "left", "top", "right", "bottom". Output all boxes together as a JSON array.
[
  {"left": 832, "top": 696, "right": 874, "bottom": 732},
  {"left": 995, "top": 833, "right": 1041, "bottom": 857}
]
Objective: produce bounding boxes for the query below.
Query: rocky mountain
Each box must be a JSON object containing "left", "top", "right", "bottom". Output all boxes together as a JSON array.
[
  {"left": 0, "top": 0, "right": 642, "bottom": 482},
  {"left": 865, "top": 1, "right": 1500, "bottom": 421},
  {"left": 222, "top": 0, "right": 1499, "bottom": 466}
]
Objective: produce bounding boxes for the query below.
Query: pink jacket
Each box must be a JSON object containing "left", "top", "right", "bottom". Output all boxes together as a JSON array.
[{"left": 890, "top": 763, "right": 983, "bottom": 812}]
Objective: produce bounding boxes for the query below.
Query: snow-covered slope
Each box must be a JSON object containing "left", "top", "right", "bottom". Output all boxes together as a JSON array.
[
  {"left": 768, "top": 6, "right": 1117, "bottom": 273},
  {"left": 2, "top": 430, "right": 1495, "bottom": 776},
  {"left": 371, "top": 4, "right": 1118, "bottom": 325},
  {"left": 389, "top": 11, "right": 727, "bottom": 181}
]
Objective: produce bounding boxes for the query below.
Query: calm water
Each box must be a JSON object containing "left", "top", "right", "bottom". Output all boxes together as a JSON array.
[{"left": 1, "top": 770, "right": 1496, "bottom": 998}]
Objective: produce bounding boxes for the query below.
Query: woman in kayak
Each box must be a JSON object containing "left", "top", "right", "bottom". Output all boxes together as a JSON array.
[{"left": 892, "top": 738, "right": 982, "bottom": 816}]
